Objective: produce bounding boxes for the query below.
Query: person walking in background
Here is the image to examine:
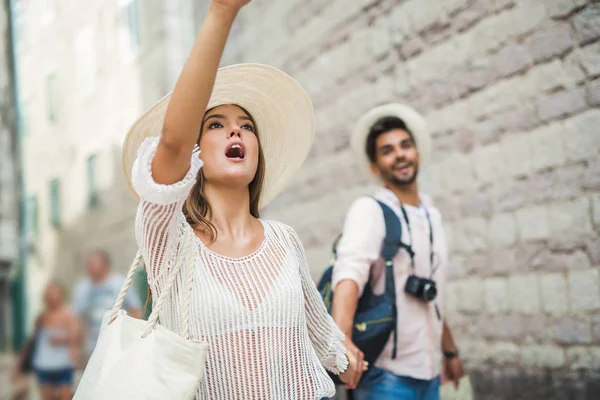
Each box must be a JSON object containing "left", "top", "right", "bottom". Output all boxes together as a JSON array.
[
  {"left": 71, "top": 250, "right": 141, "bottom": 364},
  {"left": 18, "top": 282, "right": 79, "bottom": 400},
  {"left": 331, "top": 104, "right": 464, "bottom": 400}
]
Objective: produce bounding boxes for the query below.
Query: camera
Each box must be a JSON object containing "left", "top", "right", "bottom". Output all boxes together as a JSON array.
[{"left": 404, "top": 275, "right": 437, "bottom": 302}]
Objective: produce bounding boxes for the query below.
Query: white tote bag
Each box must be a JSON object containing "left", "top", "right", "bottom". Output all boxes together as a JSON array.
[{"left": 74, "top": 233, "right": 208, "bottom": 400}]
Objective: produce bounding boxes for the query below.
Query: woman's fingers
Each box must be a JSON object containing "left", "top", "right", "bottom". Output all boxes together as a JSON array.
[{"left": 352, "top": 350, "right": 365, "bottom": 388}]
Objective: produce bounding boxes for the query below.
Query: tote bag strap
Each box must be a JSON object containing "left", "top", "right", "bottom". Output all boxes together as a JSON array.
[
  {"left": 179, "top": 233, "right": 195, "bottom": 340},
  {"left": 110, "top": 251, "right": 144, "bottom": 320},
  {"left": 109, "top": 230, "right": 195, "bottom": 340}
]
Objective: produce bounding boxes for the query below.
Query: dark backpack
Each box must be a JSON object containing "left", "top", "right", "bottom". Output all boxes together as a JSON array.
[{"left": 317, "top": 199, "right": 402, "bottom": 368}]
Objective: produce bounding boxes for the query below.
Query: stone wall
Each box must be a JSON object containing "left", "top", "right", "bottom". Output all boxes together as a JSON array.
[{"left": 220, "top": 0, "right": 600, "bottom": 398}]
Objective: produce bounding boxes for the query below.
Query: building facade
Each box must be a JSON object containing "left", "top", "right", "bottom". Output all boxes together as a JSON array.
[
  {"left": 1, "top": 0, "right": 22, "bottom": 395},
  {"left": 13, "top": 0, "right": 600, "bottom": 398},
  {"left": 13, "top": 0, "right": 205, "bottom": 327},
  {"left": 1, "top": 0, "right": 21, "bottom": 352}
]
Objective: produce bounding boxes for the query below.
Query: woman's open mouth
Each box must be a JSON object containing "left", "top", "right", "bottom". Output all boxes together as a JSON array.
[{"left": 225, "top": 142, "right": 246, "bottom": 160}]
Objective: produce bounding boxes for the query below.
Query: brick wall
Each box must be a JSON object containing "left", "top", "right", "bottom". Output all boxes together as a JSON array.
[{"left": 221, "top": 0, "right": 600, "bottom": 398}]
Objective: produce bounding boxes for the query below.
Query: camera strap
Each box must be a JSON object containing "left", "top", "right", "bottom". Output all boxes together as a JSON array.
[
  {"left": 399, "top": 203, "right": 442, "bottom": 321},
  {"left": 398, "top": 204, "right": 435, "bottom": 274}
]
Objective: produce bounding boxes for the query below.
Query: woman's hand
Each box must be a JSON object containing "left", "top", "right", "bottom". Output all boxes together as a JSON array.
[
  {"left": 157, "top": 0, "right": 251, "bottom": 185},
  {"left": 338, "top": 340, "right": 368, "bottom": 390},
  {"left": 210, "top": 0, "right": 251, "bottom": 13}
]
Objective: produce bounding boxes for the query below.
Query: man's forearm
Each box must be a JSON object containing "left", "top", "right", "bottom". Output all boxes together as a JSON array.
[
  {"left": 331, "top": 280, "right": 360, "bottom": 339},
  {"left": 441, "top": 320, "right": 458, "bottom": 353}
]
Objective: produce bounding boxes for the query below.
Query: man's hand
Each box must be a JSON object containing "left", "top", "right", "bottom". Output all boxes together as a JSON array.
[
  {"left": 441, "top": 321, "right": 463, "bottom": 388},
  {"left": 338, "top": 340, "right": 367, "bottom": 390},
  {"left": 444, "top": 356, "right": 465, "bottom": 389}
]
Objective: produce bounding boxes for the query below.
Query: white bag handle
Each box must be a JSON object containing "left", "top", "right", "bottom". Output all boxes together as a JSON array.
[{"left": 109, "top": 231, "right": 195, "bottom": 340}]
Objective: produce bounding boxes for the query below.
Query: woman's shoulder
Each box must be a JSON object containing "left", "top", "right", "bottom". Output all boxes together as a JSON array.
[
  {"left": 176, "top": 212, "right": 194, "bottom": 234},
  {"left": 36, "top": 312, "right": 48, "bottom": 327},
  {"left": 132, "top": 137, "right": 203, "bottom": 206},
  {"left": 261, "top": 219, "right": 296, "bottom": 239},
  {"left": 261, "top": 220, "right": 307, "bottom": 254}
]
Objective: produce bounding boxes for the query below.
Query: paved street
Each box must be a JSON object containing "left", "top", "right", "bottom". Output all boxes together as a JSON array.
[
  {"left": 0, "top": 354, "right": 12, "bottom": 400},
  {"left": 0, "top": 354, "right": 42, "bottom": 400}
]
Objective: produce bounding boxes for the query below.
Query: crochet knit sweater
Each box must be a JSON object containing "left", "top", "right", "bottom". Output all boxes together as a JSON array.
[{"left": 132, "top": 138, "right": 348, "bottom": 399}]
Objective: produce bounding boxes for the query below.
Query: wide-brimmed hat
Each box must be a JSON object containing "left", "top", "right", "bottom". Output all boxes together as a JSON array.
[
  {"left": 122, "top": 63, "right": 314, "bottom": 208},
  {"left": 351, "top": 103, "right": 431, "bottom": 182}
]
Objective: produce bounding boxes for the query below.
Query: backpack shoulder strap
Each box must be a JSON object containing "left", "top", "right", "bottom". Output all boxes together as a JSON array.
[
  {"left": 330, "top": 196, "right": 402, "bottom": 261},
  {"left": 373, "top": 199, "right": 402, "bottom": 260},
  {"left": 373, "top": 198, "right": 400, "bottom": 359}
]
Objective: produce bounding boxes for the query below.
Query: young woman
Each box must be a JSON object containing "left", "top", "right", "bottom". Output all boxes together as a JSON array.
[
  {"left": 120, "top": 0, "right": 364, "bottom": 398},
  {"left": 29, "top": 282, "right": 79, "bottom": 400}
]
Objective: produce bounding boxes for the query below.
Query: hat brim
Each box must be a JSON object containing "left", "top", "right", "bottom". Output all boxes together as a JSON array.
[
  {"left": 122, "top": 64, "right": 315, "bottom": 209},
  {"left": 351, "top": 103, "right": 431, "bottom": 183}
]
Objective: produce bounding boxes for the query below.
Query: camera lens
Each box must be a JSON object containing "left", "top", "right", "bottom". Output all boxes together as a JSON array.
[{"left": 423, "top": 282, "right": 437, "bottom": 302}]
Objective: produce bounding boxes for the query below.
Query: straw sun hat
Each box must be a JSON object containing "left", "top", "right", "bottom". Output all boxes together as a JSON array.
[
  {"left": 350, "top": 103, "right": 431, "bottom": 183},
  {"left": 122, "top": 63, "right": 314, "bottom": 209}
]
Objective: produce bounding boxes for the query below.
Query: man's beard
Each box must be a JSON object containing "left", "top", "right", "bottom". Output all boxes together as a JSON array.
[{"left": 381, "top": 162, "right": 419, "bottom": 186}]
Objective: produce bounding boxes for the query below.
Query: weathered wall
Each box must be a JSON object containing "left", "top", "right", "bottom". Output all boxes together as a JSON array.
[{"left": 221, "top": 0, "right": 600, "bottom": 398}]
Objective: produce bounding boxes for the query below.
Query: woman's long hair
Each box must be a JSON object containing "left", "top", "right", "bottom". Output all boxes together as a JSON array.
[{"left": 144, "top": 106, "right": 266, "bottom": 312}]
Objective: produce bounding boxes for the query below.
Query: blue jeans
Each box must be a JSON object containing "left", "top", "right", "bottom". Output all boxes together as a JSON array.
[{"left": 352, "top": 367, "right": 440, "bottom": 400}]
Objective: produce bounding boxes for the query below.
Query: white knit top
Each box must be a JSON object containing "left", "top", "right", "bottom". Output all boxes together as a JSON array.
[{"left": 132, "top": 138, "right": 348, "bottom": 400}]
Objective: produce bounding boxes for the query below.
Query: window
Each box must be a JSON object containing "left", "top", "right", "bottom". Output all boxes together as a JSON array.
[
  {"left": 75, "top": 26, "right": 97, "bottom": 98},
  {"left": 18, "top": 102, "right": 27, "bottom": 137},
  {"left": 119, "top": 0, "right": 140, "bottom": 59},
  {"left": 49, "top": 178, "right": 60, "bottom": 228},
  {"left": 23, "top": 196, "right": 38, "bottom": 236},
  {"left": 45, "top": 73, "right": 58, "bottom": 122},
  {"left": 87, "top": 155, "right": 99, "bottom": 209},
  {"left": 125, "top": 0, "right": 140, "bottom": 50},
  {"left": 12, "top": 0, "right": 26, "bottom": 51}
]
